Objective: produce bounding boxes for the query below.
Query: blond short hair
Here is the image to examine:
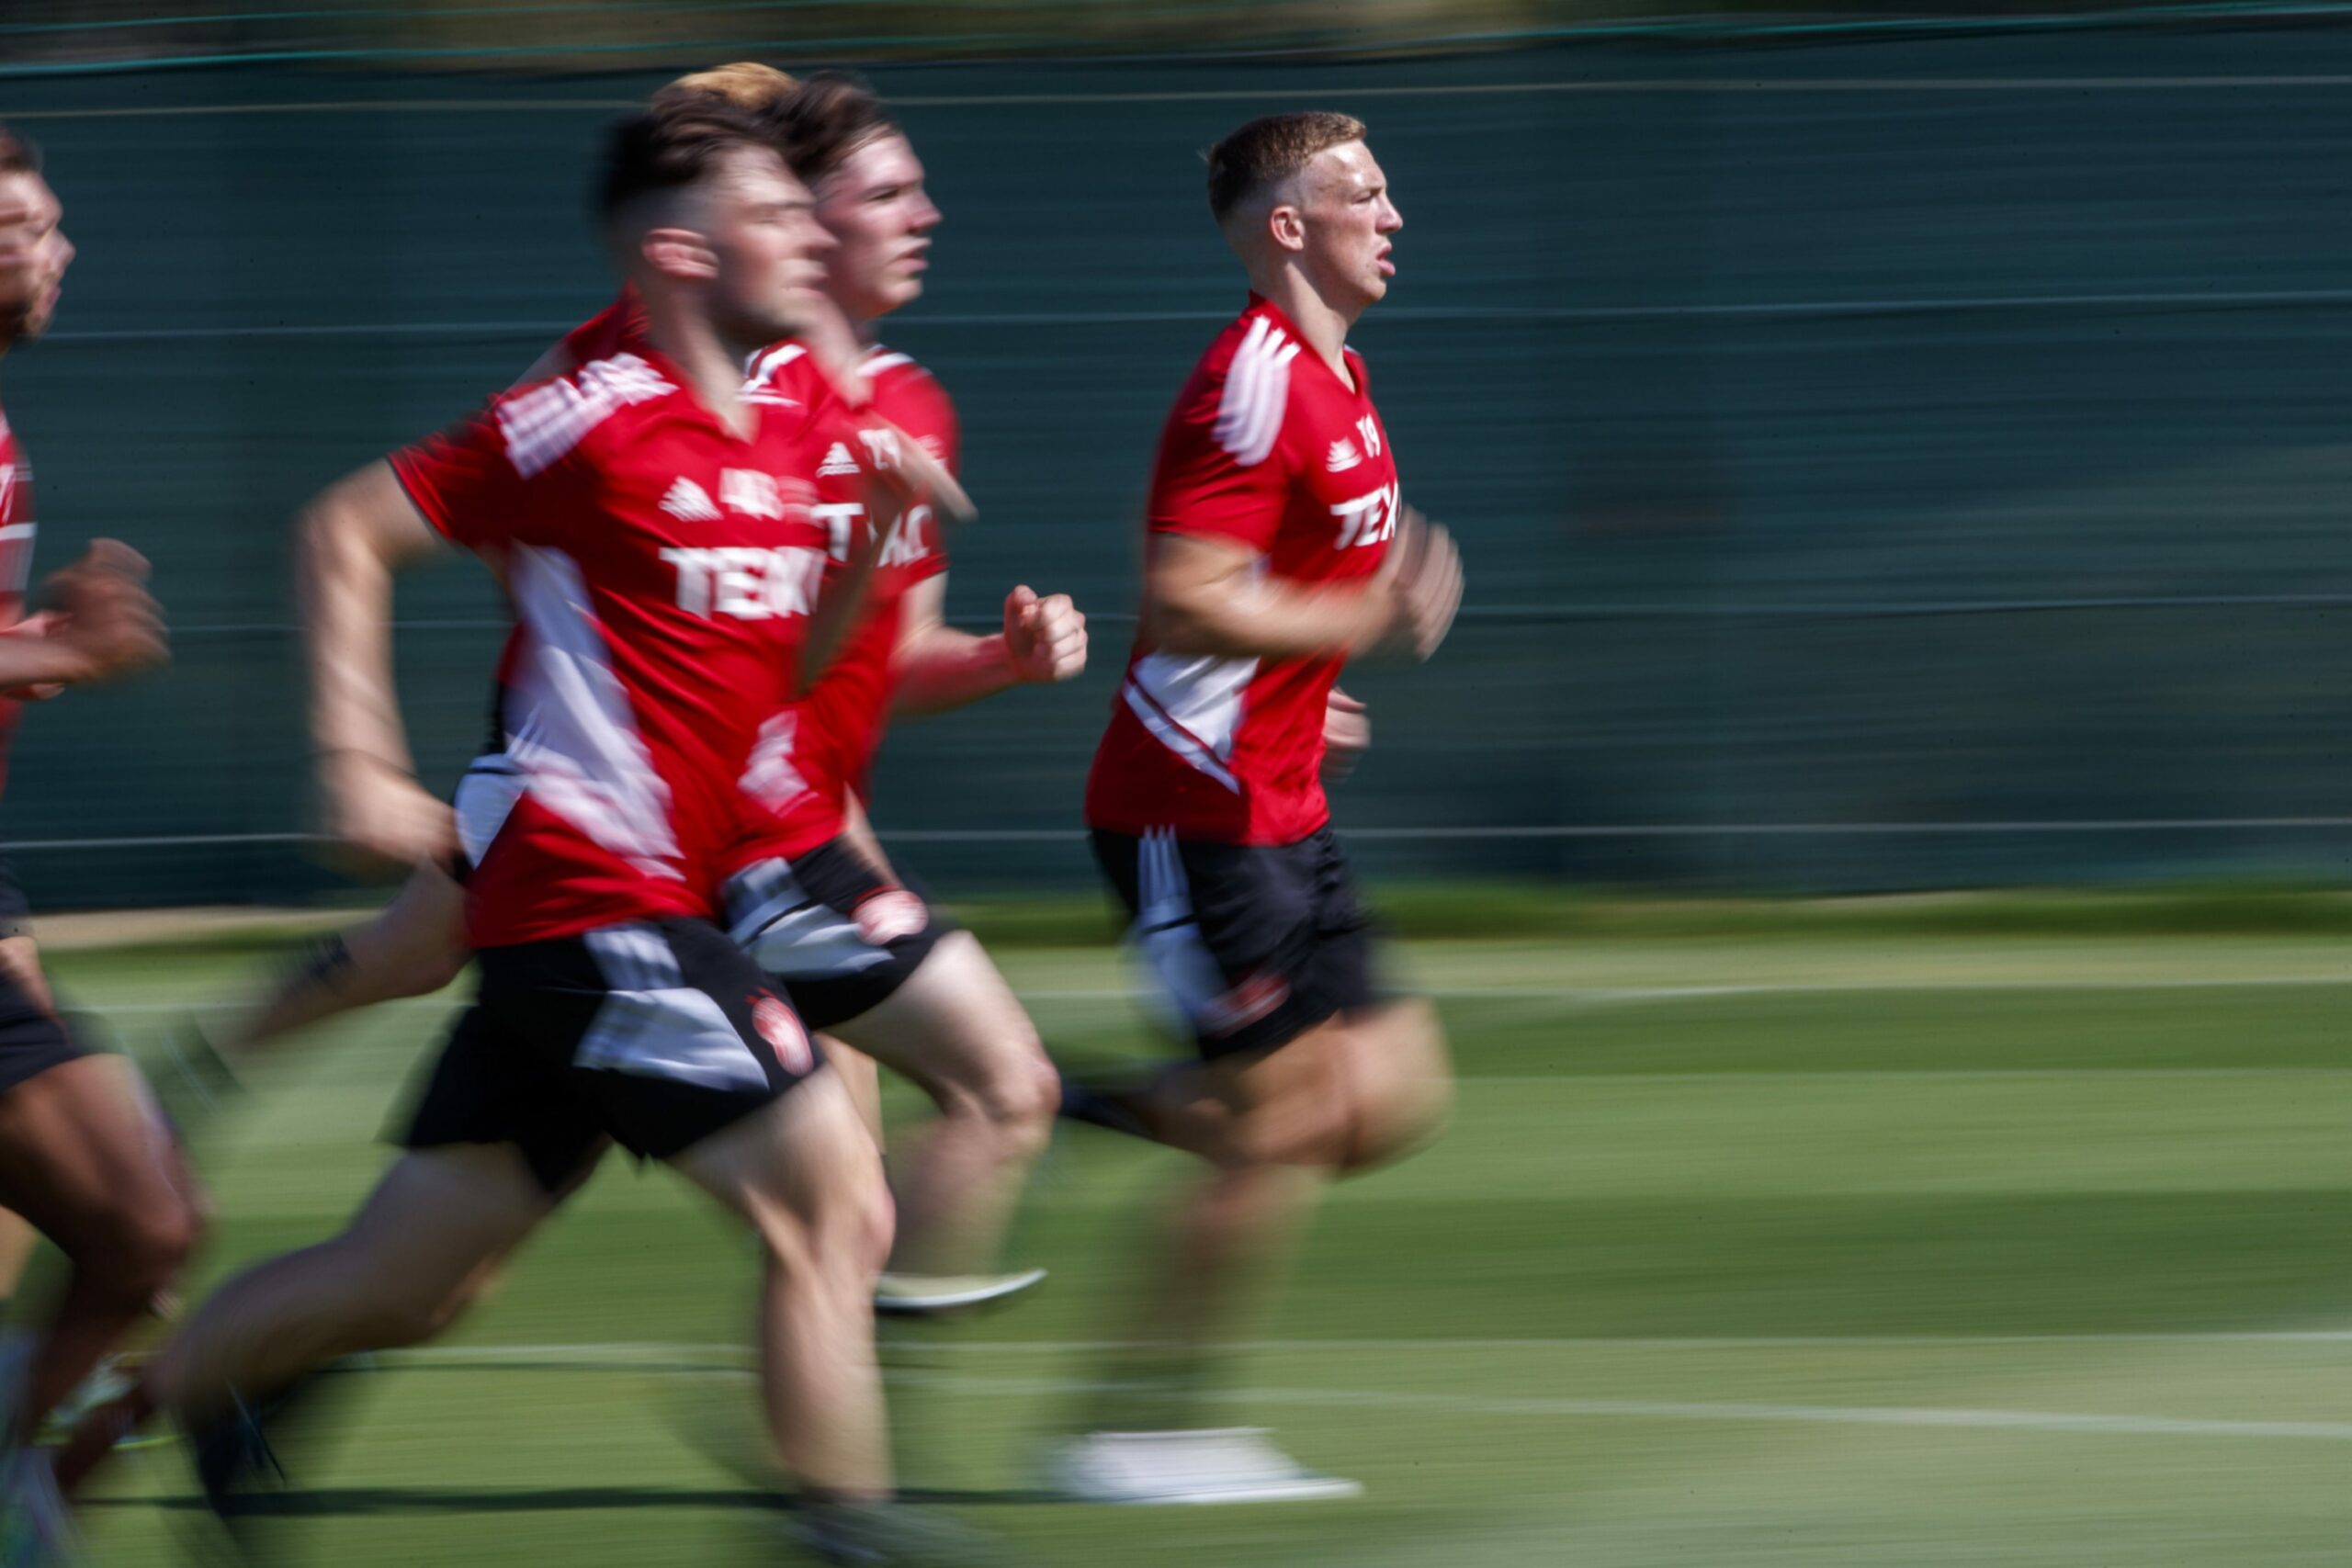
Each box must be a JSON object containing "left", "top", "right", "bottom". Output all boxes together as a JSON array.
[
  {"left": 652, "top": 62, "right": 797, "bottom": 113},
  {"left": 1205, "top": 111, "right": 1366, "bottom": 224}
]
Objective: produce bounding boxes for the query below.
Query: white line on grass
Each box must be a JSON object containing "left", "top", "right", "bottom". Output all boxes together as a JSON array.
[
  {"left": 368, "top": 1346, "right": 2352, "bottom": 1441},
  {"left": 895, "top": 1372, "right": 2352, "bottom": 1443},
  {"left": 381, "top": 1331, "right": 2352, "bottom": 1362}
]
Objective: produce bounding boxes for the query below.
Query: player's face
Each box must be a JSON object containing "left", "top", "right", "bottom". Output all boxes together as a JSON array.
[
  {"left": 703, "top": 145, "right": 833, "bottom": 345},
  {"left": 814, "top": 133, "right": 939, "bottom": 322},
  {"left": 1296, "top": 141, "right": 1401, "bottom": 310},
  {"left": 0, "top": 171, "right": 72, "bottom": 344}
]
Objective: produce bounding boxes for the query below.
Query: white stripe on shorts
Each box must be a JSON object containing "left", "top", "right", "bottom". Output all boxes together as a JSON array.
[{"left": 577, "top": 926, "right": 768, "bottom": 1092}]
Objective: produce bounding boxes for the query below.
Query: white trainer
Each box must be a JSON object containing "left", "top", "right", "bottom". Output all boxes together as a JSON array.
[
  {"left": 1046, "top": 1427, "right": 1363, "bottom": 1506},
  {"left": 873, "top": 1269, "right": 1047, "bottom": 1317}
]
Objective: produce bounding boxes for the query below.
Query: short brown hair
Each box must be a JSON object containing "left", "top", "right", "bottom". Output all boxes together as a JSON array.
[
  {"left": 1205, "top": 111, "right": 1365, "bottom": 224},
  {"left": 597, "top": 97, "right": 775, "bottom": 222},
  {"left": 651, "top": 62, "right": 797, "bottom": 115},
  {"left": 771, "top": 70, "right": 898, "bottom": 187},
  {"left": 0, "top": 124, "right": 41, "bottom": 177}
]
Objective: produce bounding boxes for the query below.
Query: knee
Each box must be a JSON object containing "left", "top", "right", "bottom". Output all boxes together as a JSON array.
[
  {"left": 1337, "top": 1012, "right": 1453, "bottom": 1175},
  {"left": 1335, "top": 1072, "right": 1449, "bottom": 1175},
  {"left": 852, "top": 1174, "right": 895, "bottom": 1278},
  {"left": 86, "top": 1194, "right": 202, "bottom": 1303},
  {"left": 1222, "top": 1099, "right": 1352, "bottom": 1174},
  {"left": 987, "top": 1045, "right": 1062, "bottom": 1150},
  {"left": 940, "top": 1040, "right": 1060, "bottom": 1154}
]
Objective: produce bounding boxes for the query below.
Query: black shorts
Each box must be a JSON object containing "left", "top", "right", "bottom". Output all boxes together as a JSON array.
[
  {"left": 722, "top": 838, "right": 951, "bottom": 1032},
  {"left": 0, "top": 964, "right": 82, "bottom": 1097},
  {"left": 0, "top": 853, "right": 30, "bottom": 940},
  {"left": 1091, "top": 825, "right": 1382, "bottom": 1060},
  {"left": 401, "top": 917, "right": 823, "bottom": 1194}
]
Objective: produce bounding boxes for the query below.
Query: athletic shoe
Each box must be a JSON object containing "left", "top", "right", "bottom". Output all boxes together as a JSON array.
[
  {"left": 872, "top": 1269, "right": 1046, "bottom": 1318},
  {"left": 0, "top": 1449, "right": 81, "bottom": 1568},
  {"left": 789, "top": 1500, "right": 1014, "bottom": 1566},
  {"left": 186, "top": 1387, "right": 288, "bottom": 1524},
  {"left": 1044, "top": 1428, "right": 1363, "bottom": 1505},
  {"left": 34, "top": 1356, "right": 169, "bottom": 1453}
]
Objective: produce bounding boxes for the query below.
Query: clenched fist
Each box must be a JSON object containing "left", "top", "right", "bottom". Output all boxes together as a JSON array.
[{"left": 1003, "top": 584, "right": 1087, "bottom": 683}]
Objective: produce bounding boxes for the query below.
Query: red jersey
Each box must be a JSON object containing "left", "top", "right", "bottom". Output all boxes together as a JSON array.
[
  {"left": 390, "top": 347, "right": 832, "bottom": 948},
  {"left": 0, "top": 406, "right": 36, "bottom": 796},
  {"left": 724, "top": 340, "right": 955, "bottom": 867},
  {"left": 1086, "top": 297, "right": 1400, "bottom": 845},
  {"left": 554, "top": 294, "right": 956, "bottom": 864},
  {"left": 559, "top": 289, "right": 646, "bottom": 373}
]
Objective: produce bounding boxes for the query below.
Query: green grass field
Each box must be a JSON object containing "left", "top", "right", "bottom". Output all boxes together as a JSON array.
[{"left": 32, "top": 923, "right": 2352, "bottom": 1566}]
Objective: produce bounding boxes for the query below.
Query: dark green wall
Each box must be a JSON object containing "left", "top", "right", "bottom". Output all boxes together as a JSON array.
[{"left": 2, "top": 31, "right": 2348, "bottom": 905}]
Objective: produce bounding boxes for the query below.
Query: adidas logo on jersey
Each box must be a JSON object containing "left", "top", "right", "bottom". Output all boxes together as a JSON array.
[
  {"left": 659, "top": 478, "right": 720, "bottom": 522},
  {"left": 818, "top": 442, "right": 861, "bottom": 478},
  {"left": 1326, "top": 438, "right": 1363, "bottom": 473}
]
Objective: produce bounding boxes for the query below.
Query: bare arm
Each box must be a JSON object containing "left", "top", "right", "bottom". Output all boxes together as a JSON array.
[
  {"left": 798, "top": 418, "right": 979, "bottom": 700},
  {"left": 892, "top": 575, "right": 1087, "bottom": 717},
  {"left": 0, "top": 540, "right": 170, "bottom": 694},
  {"left": 1145, "top": 509, "right": 1461, "bottom": 663},
  {"left": 298, "top": 460, "right": 456, "bottom": 870}
]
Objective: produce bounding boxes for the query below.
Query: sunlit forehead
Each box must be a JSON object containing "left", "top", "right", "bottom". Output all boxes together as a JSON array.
[
  {"left": 828, "top": 132, "right": 925, "bottom": 207},
  {"left": 712, "top": 144, "right": 804, "bottom": 210},
  {"left": 1308, "top": 140, "right": 1384, "bottom": 201}
]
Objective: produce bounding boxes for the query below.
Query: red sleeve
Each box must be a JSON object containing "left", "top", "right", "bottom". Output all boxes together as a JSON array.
[
  {"left": 387, "top": 402, "right": 537, "bottom": 553},
  {"left": 1145, "top": 367, "right": 1293, "bottom": 554},
  {"left": 887, "top": 375, "right": 959, "bottom": 583},
  {"left": 894, "top": 373, "right": 961, "bottom": 479}
]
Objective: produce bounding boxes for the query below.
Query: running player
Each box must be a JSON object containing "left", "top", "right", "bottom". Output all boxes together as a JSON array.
[
  {"left": 0, "top": 121, "right": 200, "bottom": 1554},
  {"left": 122, "top": 101, "right": 974, "bottom": 1564},
  {"left": 148, "top": 64, "right": 811, "bottom": 1108},
  {"left": 716, "top": 72, "right": 1083, "bottom": 1313},
  {"left": 1050, "top": 111, "right": 1462, "bottom": 1505},
  {"left": 180, "top": 69, "right": 1087, "bottom": 1319}
]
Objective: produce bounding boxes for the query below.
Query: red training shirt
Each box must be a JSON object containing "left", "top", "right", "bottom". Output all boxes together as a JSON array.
[
  {"left": 1085, "top": 296, "right": 1400, "bottom": 845},
  {"left": 390, "top": 346, "right": 834, "bottom": 947}
]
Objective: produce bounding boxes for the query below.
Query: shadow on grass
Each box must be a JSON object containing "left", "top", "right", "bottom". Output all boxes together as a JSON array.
[{"left": 97, "top": 1483, "right": 1057, "bottom": 1516}]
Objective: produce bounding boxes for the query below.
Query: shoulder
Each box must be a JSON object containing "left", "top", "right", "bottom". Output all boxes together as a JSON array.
[
  {"left": 864, "top": 347, "right": 957, "bottom": 448},
  {"left": 492, "top": 351, "right": 682, "bottom": 479},
  {"left": 560, "top": 288, "right": 647, "bottom": 367},
  {"left": 744, "top": 340, "right": 820, "bottom": 408},
  {"left": 1178, "top": 308, "right": 1302, "bottom": 469}
]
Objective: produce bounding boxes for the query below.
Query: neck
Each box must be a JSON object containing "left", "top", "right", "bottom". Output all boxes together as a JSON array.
[
  {"left": 639, "top": 288, "right": 758, "bottom": 436},
  {"left": 1249, "top": 262, "right": 1357, "bottom": 379},
  {"left": 798, "top": 294, "right": 872, "bottom": 393}
]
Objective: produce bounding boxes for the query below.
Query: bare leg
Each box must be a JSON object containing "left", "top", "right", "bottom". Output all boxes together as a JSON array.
[
  {"left": 671, "top": 1070, "right": 894, "bottom": 1499},
  {"left": 823, "top": 1037, "right": 885, "bottom": 1149},
  {"left": 0, "top": 1210, "right": 38, "bottom": 1313},
  {"left": 0, "top": 939, "right": 54, "bottom": 1314},
  {"left": 153, "top": 1145, "right": 548, "bottom": 1429},
  {"left": 0, "top": 1054, "right": 201, "bottom": 1441},
  {"left": 1092, "top": 1001, "right": 1451, "bottom": 1430},
  {"left": 828, "top": 932, "right": 1057, "bottom": 1279},
  {"left": 223, "top": 863, "right": 468, "bottom": 1062},
  {"left": 62, "top": 1143, "right": 579, "bottom": 1496}
]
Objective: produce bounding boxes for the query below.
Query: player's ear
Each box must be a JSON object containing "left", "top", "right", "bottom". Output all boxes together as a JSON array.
[
  {"left": 1265, "top": 199, "right": 1307, "bottom": 254},
  {"left": 641, "top": 226, "right": 718, "bottom": 282}
]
